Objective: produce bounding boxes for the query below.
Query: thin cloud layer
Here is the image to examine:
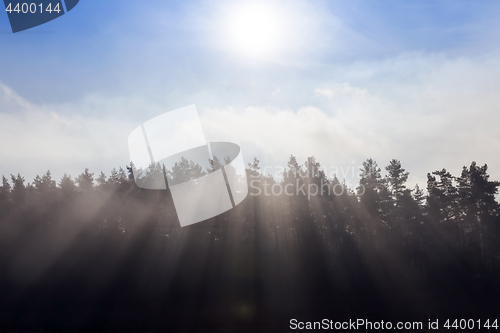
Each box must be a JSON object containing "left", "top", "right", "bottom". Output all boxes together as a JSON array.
[{"left": 1, "top": 50, "right": 500, "bottom": 190}]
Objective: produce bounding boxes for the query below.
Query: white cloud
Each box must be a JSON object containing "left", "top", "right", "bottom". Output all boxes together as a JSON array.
[
  {"left": 0, "top": 83, "right": 136, "bottom": 183},
  {"left": 199, "top": 52, "right": 500, "bottom": 188},
  {"left": 0, "top": 82, "right": 33, "bottom": 112},
  {"left": 1, "top": 51, "right": 500, "bottom": 192}
]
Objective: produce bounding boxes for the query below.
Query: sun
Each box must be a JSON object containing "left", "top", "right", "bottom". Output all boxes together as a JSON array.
[{"left": 224, "top": 3, "right": 284, "bottom": 59}]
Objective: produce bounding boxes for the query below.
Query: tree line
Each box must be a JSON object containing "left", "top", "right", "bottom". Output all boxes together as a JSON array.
[{"left": 0, "top": 156, "right": 499, "bottom": 331}]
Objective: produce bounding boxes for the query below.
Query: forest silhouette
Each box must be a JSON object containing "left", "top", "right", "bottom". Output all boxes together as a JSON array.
[{"left": 0, "top": 156, "right": 499, "bottom": 332}]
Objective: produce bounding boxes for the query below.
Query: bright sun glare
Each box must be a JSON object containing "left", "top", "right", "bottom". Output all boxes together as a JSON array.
[{"left": 225, "top": 3, "right": 284, "bottom": 58}]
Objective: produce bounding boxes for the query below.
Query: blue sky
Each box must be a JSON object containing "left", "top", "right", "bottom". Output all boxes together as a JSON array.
[{"left": 1, "top": 0, "right": 500, "bottom": 189}]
